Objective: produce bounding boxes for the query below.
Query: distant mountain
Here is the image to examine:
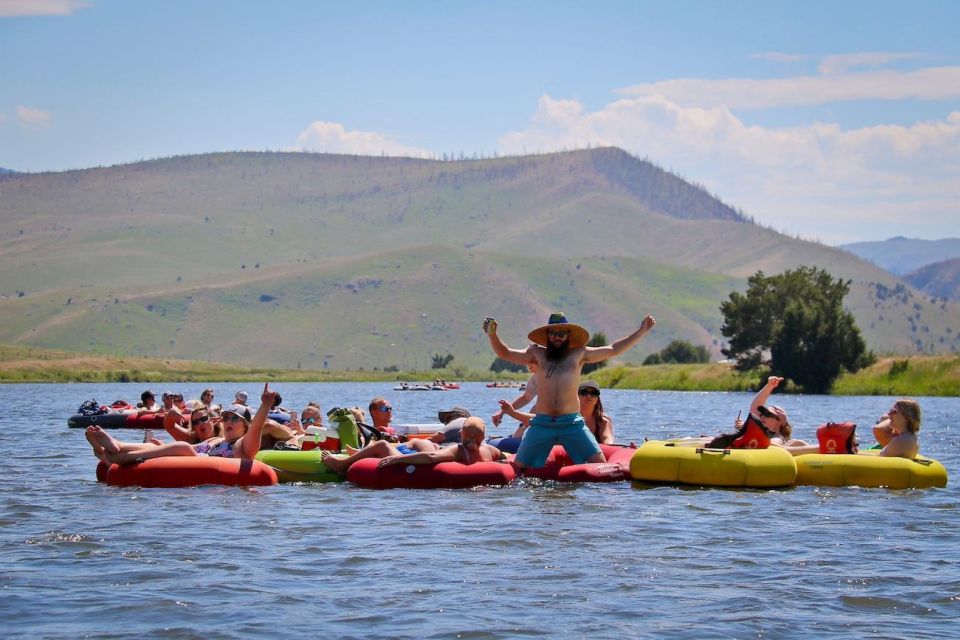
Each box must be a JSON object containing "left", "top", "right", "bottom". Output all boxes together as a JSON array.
[
  {"left": 0, "top": 148, "right": 956, "bottom": 369},
  {"left": 903, "top": 258, "right": 960, "bottom": 301},
  {"left": 840, "top": 237, "right": 960, "bottom": 276}
]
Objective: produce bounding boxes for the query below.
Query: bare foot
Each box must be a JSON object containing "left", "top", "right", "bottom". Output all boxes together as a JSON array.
[
  {"left": 84, "top": 426, "right": 102, "bottom": 454},
  {"left": 344, "top": 445, "right": 360, "bottom": 455},
  {"left": 320, "top": 450, "right": 348, "bottom": 474},
  {"left": 86, "top": 426, "right": 121, "bottom": 454}
]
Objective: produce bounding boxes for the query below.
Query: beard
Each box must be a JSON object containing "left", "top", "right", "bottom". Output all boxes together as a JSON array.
[{"left": 545, "top": 341, "right": 569, "bottom": 362}]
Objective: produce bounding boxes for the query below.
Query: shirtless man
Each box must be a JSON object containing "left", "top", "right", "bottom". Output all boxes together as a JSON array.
[
  {"left": 321, "top": 416, "right": 505, "bottom": 474},
  {"left": 483, "top": 312, "right": 655, "bottom": 469}
]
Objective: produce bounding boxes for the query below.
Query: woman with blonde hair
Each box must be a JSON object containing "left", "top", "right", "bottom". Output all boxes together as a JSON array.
[
  {"left": 873, "top": 399, "right": 921, "bottom": 459},
  {"left": 163, "top": 404, "right": 221, "bottom": 443}
]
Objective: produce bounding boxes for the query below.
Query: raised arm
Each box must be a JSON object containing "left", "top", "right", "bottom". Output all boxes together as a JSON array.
[
  {"left": 163, "top": 408, "right": 193, "bottom": 443},
  {"left": 750, "top": 376, "right": 783, "bottom": 415},
  {"left": 236, "top": 382, "right": 277, "bottom": 459},
  {"left": 583, "top": 315, "right": 656, "bottom": 364},
  {"left": 483, "top": 317, "right": 536, "bottom": 366}
]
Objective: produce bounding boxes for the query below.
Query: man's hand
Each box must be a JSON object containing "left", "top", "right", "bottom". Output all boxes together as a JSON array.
[
  {"left": 377, "top": 455, "right": 403, "bottom": 468},
  {"left": 261, "top": 382, "right": 277, "bottom": 408},
  {"left": 483, "top": 317, "right": 498, "bottom": 335},
  {"left": 641, "top": 315, "right": 656, "bottom": 331}
]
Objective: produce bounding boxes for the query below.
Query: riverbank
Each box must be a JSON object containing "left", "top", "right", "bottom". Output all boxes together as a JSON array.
[
  {"left": 1, "top": 345, "right": 957, "bottom": 395},
  {"left": 594, "top": 355, "right": 959, "bottom": 396}
]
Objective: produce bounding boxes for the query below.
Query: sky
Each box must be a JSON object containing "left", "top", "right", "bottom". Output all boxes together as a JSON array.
[{"left": 1, "top": 0, "right": 958, "bottom": 244}]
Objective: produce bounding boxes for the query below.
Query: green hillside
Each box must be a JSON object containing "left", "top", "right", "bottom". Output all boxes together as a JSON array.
[{"left": 1, "top": 148, "right": 957, "bottom": 368}]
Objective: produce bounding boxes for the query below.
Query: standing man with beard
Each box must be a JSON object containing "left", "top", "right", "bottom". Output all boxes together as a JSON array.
[{"left": 483, "top": 312, "right": 655, "bottom": 469}]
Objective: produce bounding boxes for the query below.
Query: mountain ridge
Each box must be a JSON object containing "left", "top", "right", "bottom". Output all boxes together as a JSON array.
[
  {"left": 1, "top": 148, "right": 956, "bottom": 368},
  {"left": 840, "top": 237, "right": 960, "bottom": 276},
  {"left": 904, "top": 258, "right": 960, "bottom": 301}
]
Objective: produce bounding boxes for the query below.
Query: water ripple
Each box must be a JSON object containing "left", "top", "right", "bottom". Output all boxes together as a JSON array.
[{"left": 0, "top": 384, "right": 957, "bottom": 639}]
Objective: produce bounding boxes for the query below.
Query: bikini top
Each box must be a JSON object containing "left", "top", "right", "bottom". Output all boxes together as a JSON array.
[{"left": 195, "top": 438, "right": 235, "bottom": 458}]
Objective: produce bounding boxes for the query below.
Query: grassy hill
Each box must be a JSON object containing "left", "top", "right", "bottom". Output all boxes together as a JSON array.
[{"left": 1, "top": 148, "right": 957, "bottom": 369}]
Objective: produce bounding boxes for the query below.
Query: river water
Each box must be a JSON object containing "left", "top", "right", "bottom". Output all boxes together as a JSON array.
[{"left": 1, "top": 382, "right": 958, "bottom": 639}]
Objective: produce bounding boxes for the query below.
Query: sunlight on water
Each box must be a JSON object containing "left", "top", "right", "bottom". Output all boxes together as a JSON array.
[{"left": 1, "top": 382, "right": 957, "bottom": 638}]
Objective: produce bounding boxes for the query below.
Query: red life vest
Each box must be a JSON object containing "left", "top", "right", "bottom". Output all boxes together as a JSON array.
[
  {"left": 816, "top": 422, "right": 858, "bottom": 454},
  {"left": 730, "top": 414, "right": 772, "bottom": 449}
]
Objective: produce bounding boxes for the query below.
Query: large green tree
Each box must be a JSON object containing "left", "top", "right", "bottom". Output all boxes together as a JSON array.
[{"left": 720, "top": 266, "right": 872, "bottom": 393}]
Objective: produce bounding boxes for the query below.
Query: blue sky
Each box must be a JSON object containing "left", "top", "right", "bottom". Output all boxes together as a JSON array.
[{"left": 1, "top": 0, "right": 958, "bottom": 244}]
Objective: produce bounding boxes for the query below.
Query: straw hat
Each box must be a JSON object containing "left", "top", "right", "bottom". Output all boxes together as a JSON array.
[{"left": 527, "top": 312, "right": 590, "bottom": 349}]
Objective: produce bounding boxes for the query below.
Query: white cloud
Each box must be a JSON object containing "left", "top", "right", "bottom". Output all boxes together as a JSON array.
[
  {"left": 818, "top": 51, "right": 925, "bottom": 75},
  {"left": 296, "top": 120, "right": 431, "bottom": 158},
  {"left": 498, "top": 95, "right": 960, "bottom": 243},
  {"left": 0, "top": 0, "right": 92, "bottom": 17},
  {"left": 749, "top": 52, "right": 807, "bottom": 64},
  {"left": 617, "top": 66, "right": 960, "bottom": 109},
  {"left": 16, "top": 105, "right": 53, "bottom": 129}
]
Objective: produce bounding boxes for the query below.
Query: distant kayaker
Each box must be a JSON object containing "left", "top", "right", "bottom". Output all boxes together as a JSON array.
[{"left": 482, "top": 312, "right": 655, "bottom": 469}]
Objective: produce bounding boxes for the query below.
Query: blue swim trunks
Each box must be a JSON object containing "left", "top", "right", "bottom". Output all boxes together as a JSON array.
[
  {"left": 514, "top": 413, "right": 602, "bottom": 468},
  {"left": 395, "top": 444, "right": 416, "bottom": 455}
]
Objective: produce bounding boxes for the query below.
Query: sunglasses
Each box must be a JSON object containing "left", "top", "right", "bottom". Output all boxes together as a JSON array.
[
  {"left": 378, "top": 405, "right": 393, "bottom": 413},
  {"left": 222, "top": 414, "right": 245, "bottom": 423},
  {"left": 547, "top": 330, "right": 570, "bottom": 338},
  {"left": 889, "top": 407, "right": 899, "bottom": 415},
  {"left": 192, "top": 415, "right": 211, "bottom": 425},
  {"left": 303, "top": 416, "right": 318, "bottom": 425},
  {"left": 578, "top": 389, "right": 600, "bottom": 397}
]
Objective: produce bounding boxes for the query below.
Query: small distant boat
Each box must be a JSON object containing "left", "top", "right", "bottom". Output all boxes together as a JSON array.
[{"left": 393, "top": 383, "right": 432, "bottom": 391}]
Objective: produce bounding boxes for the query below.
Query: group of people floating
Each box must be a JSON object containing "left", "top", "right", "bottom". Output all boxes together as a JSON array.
[{"left": 85, "top": 312, "right": 923, "bottom": 472}]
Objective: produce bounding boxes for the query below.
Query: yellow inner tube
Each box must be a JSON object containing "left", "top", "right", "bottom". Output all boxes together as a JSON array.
[
  {"left": 795, "top": 450, "right": 947, "bottom": 489},
  {"left": 629, "top": 439, "right": 797, "bottom": 487}
]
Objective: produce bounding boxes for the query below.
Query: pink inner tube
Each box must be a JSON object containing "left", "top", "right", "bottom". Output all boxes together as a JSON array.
[
  {"left": 123, "top": 412, "right": 168, "bottom": 429},
  {"left": 347, "top": 458, "right": 516, "bottom": 490},
  {"left": 521, "top": 443, "right": 637, "bottom": 482},
  {"left": 96, "top": 456, "right": 278, "bottom": 488}
]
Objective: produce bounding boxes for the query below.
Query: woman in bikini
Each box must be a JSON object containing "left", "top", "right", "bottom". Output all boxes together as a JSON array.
[
  {"left": 86, "top": 383, "right": 276, "bottom": 464},
  {"left": 577, "top": 380, "right": 614, "bottom": 445}
]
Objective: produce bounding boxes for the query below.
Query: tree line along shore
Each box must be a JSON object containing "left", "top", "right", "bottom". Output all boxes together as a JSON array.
[{"left": 1, "top": 345, "right": 956, "bottom": 396}]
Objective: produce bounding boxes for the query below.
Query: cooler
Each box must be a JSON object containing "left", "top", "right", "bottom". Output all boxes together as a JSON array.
[
  {"left": 301, "top": 426, "right": 341, "bottom": 451},
  {"left": 394, "top": 423, "right": 443, "bottom": 440}
]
